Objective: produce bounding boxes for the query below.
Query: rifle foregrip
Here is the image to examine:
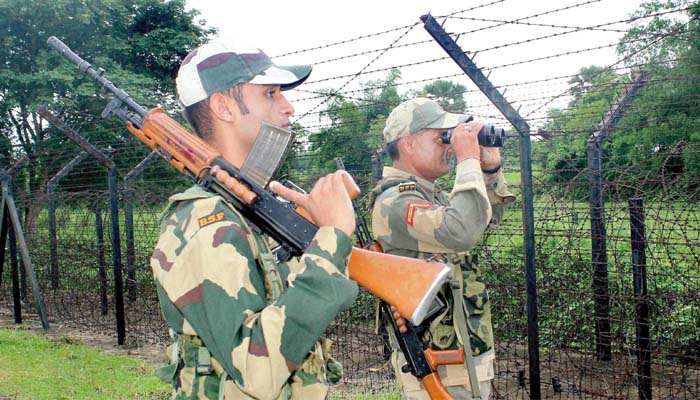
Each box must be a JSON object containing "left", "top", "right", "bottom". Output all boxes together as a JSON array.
[
  {"left": 421, "top": 373, "right": 454, "bottom": 400},
  {"left": 210, "top": 168, "right": 257, "bottom": 204},
  {"left": 126, "top": 109, "right": 219, "bottom": 178}
]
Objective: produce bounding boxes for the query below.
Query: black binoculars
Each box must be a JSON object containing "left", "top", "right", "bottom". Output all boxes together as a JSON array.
[{"left": 441, "top": 124, "right": 506, "bottom": 147}]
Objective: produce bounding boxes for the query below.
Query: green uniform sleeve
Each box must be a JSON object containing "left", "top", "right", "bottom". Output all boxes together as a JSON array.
[
  {"left": 151, "top": 194, "right": 357, "bottom": 399},
  {"left": 372, "top": 159, "right": 492, "bottom": 254}
]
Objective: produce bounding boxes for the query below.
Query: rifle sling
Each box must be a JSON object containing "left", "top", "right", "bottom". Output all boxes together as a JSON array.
[{"left": 451, "top": 269, "right": 481, "bottom": 399}]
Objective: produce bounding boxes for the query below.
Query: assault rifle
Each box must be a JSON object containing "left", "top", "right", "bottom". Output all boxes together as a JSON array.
[
  {"left": 335, "top": 157, "right": 468, "bottom": 400},
  {"left": 46, "top": 36, "right": 450, "bottom": 326}
]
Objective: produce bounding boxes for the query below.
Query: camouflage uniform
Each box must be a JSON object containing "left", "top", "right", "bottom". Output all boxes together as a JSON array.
[
  {"left": 370, "top": 98, "right": 514, "bottom": 399},
  {"left": 152, "top": 186, "right": 358, "bottom": 399}
]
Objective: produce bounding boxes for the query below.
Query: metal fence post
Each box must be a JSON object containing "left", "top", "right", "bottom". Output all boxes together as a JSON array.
[
  {"left": 95, "top": 207, "right": 109, "bottom": 315},
  {"left": 586, "top": 71, "right": 649, "bottom": 361},
  {"left": 421, "top": 13, "right": 541, "bottom": 398},
  {"left": 47, "top": 151, "right": 87, "bottom": 289},
  {"left": 629, "top": 198, "right": 652, "bottom": 400},
  {"left": 108, "top": 166, "right": 126, "bottom": 344},
  {"left": 1, "top": 167, "right": 49, "bottom": 330},
  {"left": 587, "top": 140, "right": 612, "bottom": 360},
  {"left": 123, "top": 151, "right": 160, "bottom": 303},
  {"left": 8, "top": 208, "right": 22, "bottom": 323},
  {"left": 1, "top": 166, "right": 23, "bottom": 323}
]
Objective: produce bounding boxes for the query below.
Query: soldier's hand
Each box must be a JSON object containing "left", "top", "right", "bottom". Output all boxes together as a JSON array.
[
  {"left": 270, "top": 170, "right": 356, "bottom": 237},
  {"left": 390, "top": 305, "right": 408, "bottom": 333},
  {"left": 449, "top": 122, "right": 482, "bottom": 163},
  {"left": 480, "top": 146, "right": 501, "bottom": 172}
]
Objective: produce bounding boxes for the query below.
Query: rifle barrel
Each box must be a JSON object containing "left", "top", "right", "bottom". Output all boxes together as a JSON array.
[{"left": 47, "top": 36, "right": 148, "bottom": 121}]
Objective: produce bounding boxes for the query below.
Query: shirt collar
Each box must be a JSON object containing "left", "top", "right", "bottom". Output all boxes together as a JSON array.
[{"left": 382, "top": 166, "right": 437, "bottom": 193}]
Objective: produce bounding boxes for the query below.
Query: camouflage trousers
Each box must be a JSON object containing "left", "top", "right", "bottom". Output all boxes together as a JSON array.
[
  {"left": 390, "top": 342, "right": 495, "bottom": 400},
  {"left": 159, "top": 333, "right": 336, "bottom": 399}
]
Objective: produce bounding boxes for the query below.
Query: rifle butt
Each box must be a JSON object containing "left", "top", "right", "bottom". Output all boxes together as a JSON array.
[{"left": 348, "top": 247, "right": 451, "bottom": 325}]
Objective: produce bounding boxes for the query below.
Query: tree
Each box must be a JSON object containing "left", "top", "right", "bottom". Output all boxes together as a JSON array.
[
  {"left": 533, "top": 65, "right": 626, "bottom": 197},
  {"left": 616, "top": 0, "right": 694, "bottom": 68},
  {"left": 0, "top": 0, "right": 214, "bottom": 229},
  {"left": 305, "top": 69, "right": 406, "bottom": 188},
  {"left": 535, "top": 0, "right": 700, "bottom": 198},
  {"left": 612, "top": 0, "right": 700, "bottom": 194},
  {"left": 418, "top": 79, "right": 467, "bottom": 113}
]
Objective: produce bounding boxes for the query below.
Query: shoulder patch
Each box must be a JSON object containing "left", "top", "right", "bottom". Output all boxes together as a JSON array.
[
  {"left": 405, "top": 201, "right": 433, "bottom": 226},
  {"left": 398, "top": 182, "right": 417, "bottom": 192},
  {"left": 198, "top": 211, "right": 225, "bottom": 227}
]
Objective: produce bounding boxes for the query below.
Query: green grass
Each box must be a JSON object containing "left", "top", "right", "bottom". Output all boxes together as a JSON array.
[
  {"left": 0, "top": 328, "right": 169, "bottom": 400},
  {"left": 0, "top": 327, "right": 400, "bottom": 400}
]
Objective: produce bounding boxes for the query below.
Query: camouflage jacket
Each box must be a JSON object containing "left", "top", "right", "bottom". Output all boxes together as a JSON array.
[
  {"left": 370, "top": 160, "right": 514, "bottom": 355},
  {"left": 151, "top": 186, "right": 358, "bottom": 399}
]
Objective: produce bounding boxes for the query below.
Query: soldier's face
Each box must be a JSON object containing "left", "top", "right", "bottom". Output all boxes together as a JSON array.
[
  {"left": 408, "top": 128, "right": 452, "bottom": 181},
  {"left": 235, "top": 83, "right": 295, "bottom": 151},
  {"left": 208, "top": 83, "right": 295, "bottom": 168}
]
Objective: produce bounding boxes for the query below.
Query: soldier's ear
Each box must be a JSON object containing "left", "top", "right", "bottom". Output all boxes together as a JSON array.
[
  {"left": 209, "top": 92, "right": 238, "bottom": 123},
  {"left": 400, "top": 135, "right": 416, "bottom": 155}
]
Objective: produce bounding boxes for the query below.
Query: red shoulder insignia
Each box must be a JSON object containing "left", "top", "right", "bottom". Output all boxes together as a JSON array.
[{"left": 405, "top": 202, "right": 433, "bottom": 226}]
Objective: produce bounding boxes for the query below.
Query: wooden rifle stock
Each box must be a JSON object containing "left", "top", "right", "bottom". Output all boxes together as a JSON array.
[
  {"left": 347, "top": 247, "right": 450, "bottom": 326},
  {"left": 421, "top": 374, "right": 454, "bottom": 400}
]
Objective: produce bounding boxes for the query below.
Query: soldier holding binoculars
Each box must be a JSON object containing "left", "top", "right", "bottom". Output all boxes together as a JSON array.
[{"left": 370, "top": 98, "right": 515, "bottom": 399}]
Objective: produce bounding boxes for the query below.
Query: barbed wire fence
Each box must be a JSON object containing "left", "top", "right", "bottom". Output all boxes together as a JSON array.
[{"left": 1, "top": 0, "right": 699, "bottom": 398}]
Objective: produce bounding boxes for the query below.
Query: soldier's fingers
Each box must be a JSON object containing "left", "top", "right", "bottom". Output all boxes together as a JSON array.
[
  {"left": 330, "top": 171, "right": 351, "bottom": 196},
  {"left": 395, "top": 318, "right": 407, "bottom": 333},
  {"left": 269, "top": 181, "right": 307, "bottom": 206},
  {"left": 335, "top": 170, "right": 360, "bottom": 198}
]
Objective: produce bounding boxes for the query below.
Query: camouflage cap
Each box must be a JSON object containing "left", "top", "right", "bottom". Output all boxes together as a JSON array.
[
  {"left": 176, "top": 41, "right": 312, "bottom": 107},
  {"left": 383, "top": 98, "right": 470, "bottom": 143}
]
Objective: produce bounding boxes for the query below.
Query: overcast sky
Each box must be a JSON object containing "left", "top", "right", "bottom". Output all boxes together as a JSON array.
[{"left": 185, "top": 0, "right": 649, "bottom": 128}]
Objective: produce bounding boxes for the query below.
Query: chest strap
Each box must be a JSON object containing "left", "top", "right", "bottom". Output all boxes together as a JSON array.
[{"left": 252, "top": 233, "right": 285, "bottom": 303}]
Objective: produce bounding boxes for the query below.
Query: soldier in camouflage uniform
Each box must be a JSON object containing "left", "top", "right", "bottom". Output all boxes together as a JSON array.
[
  {"left": 151, "top": 40, "right": 359, "bottom": 399},
  {"left": 369, "top": 98, "right": 515, "bottom": 399}
]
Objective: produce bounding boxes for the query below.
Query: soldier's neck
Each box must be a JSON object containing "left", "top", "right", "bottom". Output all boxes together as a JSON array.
[{"left": 392, "top": 160, "right": 435, "bottom": 183}]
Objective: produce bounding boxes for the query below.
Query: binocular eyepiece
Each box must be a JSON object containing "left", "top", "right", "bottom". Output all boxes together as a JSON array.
[{"left": 441, "top": 124, "right": 506, "bottom": 147}]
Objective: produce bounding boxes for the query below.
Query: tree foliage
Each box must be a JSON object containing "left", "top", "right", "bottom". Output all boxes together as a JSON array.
[
  {"left": 534, "top": 0, "right": 700, "bottom": 199},
  {"left": 301, "top": 69, "right": 471, "bottom": 192},
  {"left": 0, "top": 0, "right": 214, "bottom": 230}
]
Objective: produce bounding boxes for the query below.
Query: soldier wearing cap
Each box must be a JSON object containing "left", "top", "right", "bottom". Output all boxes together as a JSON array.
[
  {"left": 369, "top": 98, "right": 515, "bottom": 399},
  {"left": 151, "top": 41, "right": 359, "bottom": 399}
]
